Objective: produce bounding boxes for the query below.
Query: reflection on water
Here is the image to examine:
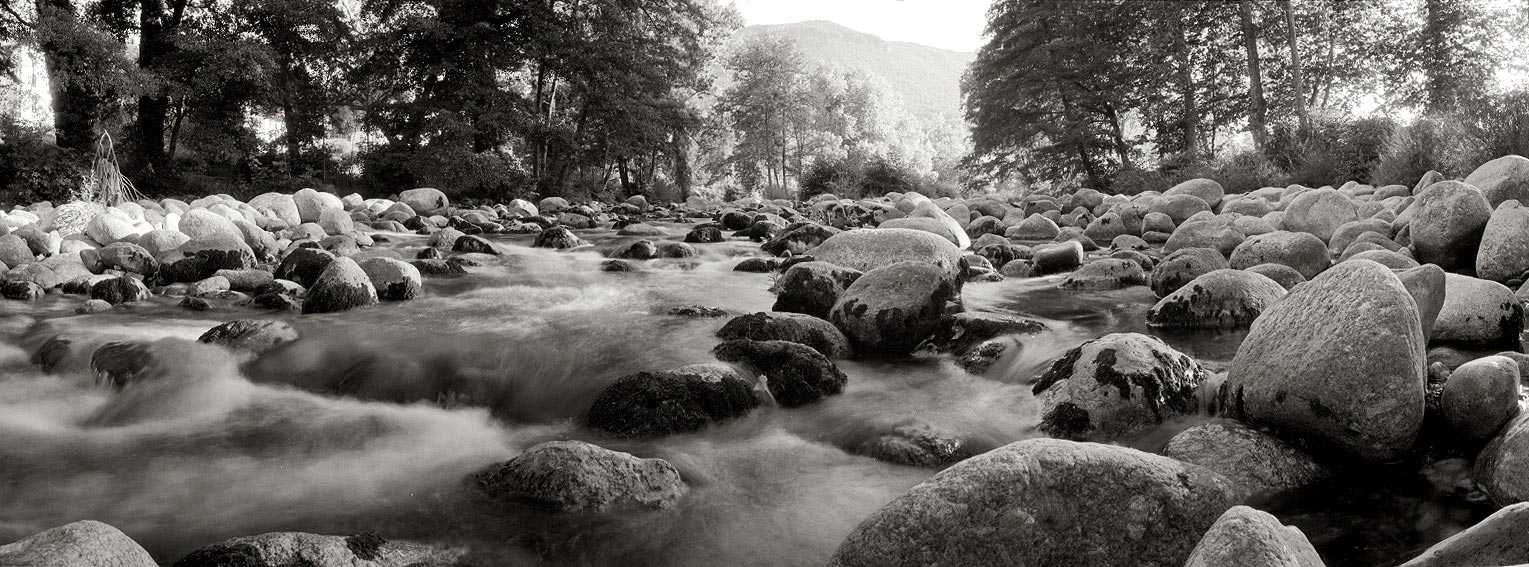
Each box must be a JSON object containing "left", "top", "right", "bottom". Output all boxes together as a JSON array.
[{"left": 0, "top": 228, "right": 1489, "bottom": 566}]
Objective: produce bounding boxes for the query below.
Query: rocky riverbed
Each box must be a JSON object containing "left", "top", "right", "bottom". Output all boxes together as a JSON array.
[{"left": 4, "top": 157, "right": 1529, "bottom": 566}]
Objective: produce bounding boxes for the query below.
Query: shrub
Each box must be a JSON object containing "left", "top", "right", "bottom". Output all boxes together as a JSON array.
[
  {"left": 1213, "top": 151, "right": 1288, "bottom": 194},
  {"left": 1464, "top": 90, "right": 1529, "bottom": 167},
  {"left": 1372, "top": 115, "right": 1474, "bottom": 187},
  {"left": 0, "top": 119, "right": 84, "bottom": 207},
  {"left": 859, "top": 157, "right": 918, "bottom": 197}
]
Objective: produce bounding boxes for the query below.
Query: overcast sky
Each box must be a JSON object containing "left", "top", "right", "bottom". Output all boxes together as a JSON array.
[{"left": 730, "top": 0, "right": 990, "bottom": 53}]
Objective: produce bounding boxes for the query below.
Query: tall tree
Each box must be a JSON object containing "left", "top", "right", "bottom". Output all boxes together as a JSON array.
[
  {"left": 1281, "top": 0, "right": 1308, "bottom": 132},
  {"left": 1240, "top": 0, "right": 1268, "bottom": 151}
]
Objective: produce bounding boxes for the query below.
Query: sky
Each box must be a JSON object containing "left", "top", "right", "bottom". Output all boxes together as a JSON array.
[{"left": 730, "top": 0, "right": 990, "bottom": 53}]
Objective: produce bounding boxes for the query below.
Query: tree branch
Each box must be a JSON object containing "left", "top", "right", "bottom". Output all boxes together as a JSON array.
[{"left": 0, "top": 0, "right": 36, "bottom": 29}]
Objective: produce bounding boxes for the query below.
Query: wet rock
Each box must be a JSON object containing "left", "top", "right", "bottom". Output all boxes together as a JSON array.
[
  {"left": 452, "top": 234, "right": 499, "bottom": 255},
  {"left": 761, "top": 223, "right": 840, "bottom": 256},
  {"left": 713, "top": 339, "right": 848, "bottom": 407},
  {"left": 1031, "top": 240, "right": 1085, "bottom": 274},
  {"left": 923, "top": 312, "right": 1046, "bottom": 354},
  {"left": 1440, "top": 355, "right": 1522, "bottom": 442},
  {"left": 0, "top": 520, "right": 155, "bottom": 567},
  {"left": 1229, "top": 230, "right": 1331, "bottom": 279},
  {"left": 618, "top": 222, "right": 668, "bottom": 237},
  {"left": 533, "top": 226, "right": 586, "bottom": 249},
  {"left": 1434, "top": 273, "right": 1524, "bottom": 347},
  {"left": 91, "top": 341, "right": 152, "bottom": 389},
  {"left": 1058, "top": 258, "right": 1147, "bottom": 290},
  {"left": 301, "top": 257, "right": 379, "bottom": 315},
  {"left": 198, "top": 320, "right": 300, "bottom": 356},
  {"left": 1218, "top": 260, "right": 1426, "bottom": 461},
  {"left": 830, "top": 261, "right": 959, "bottom": 355},
  {"left": 732, "top": 257, "right": 778, "bottom": 273},
  {"left": 1464, "top": 154, "right": 1529, "bottom": 207},
  {"left": 99, "top": 242, "right": 158, "bottom": 275},
  {"left": 399, "top": 187, "right": 449, "bottom": 215},
  {"left": 587, "top": 363, "right": 759, "bottom": 437},
  {"left": 1, "top": 279, "right": 44, "bottom": 300},
  {"left": 275, "top": 247, "right": 336, "bottom": 289},
  {"left": 1163, "top": 421, "right": 1330, "bottom": 500},
  {"left": 89, "top": 275, "right": 150, "bottom": 305},
  {"left": 475, "top": 440, "right": 685, "bottom": 512},
  {"left": 1150, "top": 247, "right": 1229, "bottom": 298},
  {"left": 215, "top": 268, "right": 274, "bottom": 292},
  {"left": 656, "top": 241, "right": 698, "bottom": 259},
  {"left": 667, "top": 305, "right": 727, "bottom": 317},
  {"left": 358, "top": 257, "right": 422, "bottom": 301},
  {"left": 1032, "top": 333, "right": 1205, "bottom": 440},
  {"left": 1183, "top": 506, "right": 1326, "bottom": 567},
  {"left": 683, "top": 225, "right": 726, "bottom": 244},
  {"left": 1411, "top": 180, "right": 1492, "bottom": 270},
  {"left": 853, "top": 421, "right": 972, "bottom": 468},
  {"left": 717, "top": 312, "right": 851, "bottom": 358},
  {"left": 1398, "top": 501, "right": 1529, "bottom": 566},
  {"left": 808, "top": 228, "right": 964, "bottom": 278},
  {"left": 609, "top": 239, "right": 659, "bottom": 260},
  {"left": 1147, "top": 269, "right": 1287, "bottom": 329},
  {"left": 172, "top": 530, "right": 451, "bottom": 567},
  {"left": 828, "top": 438, "right": 1237, "bottom": 567},
  {"left": 772, "top": 261, "right": 862, "bottom": 319},
  {"left": 597, "top": 259, "right": 639, "bottom": 273},
  {"left": 412, "top": 258, "right": 468, "bottom": 276},
  {"left": 76, "top": 299, "right": 112, "bottom": 313}
]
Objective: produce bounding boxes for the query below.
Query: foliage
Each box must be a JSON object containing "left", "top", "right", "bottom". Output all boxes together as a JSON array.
[
  {"left": 1372, "top": 114, "right": 1476, "bottom": 185},
  {"left": 0, "top": 117, "right": 83, "bottom": 206}
]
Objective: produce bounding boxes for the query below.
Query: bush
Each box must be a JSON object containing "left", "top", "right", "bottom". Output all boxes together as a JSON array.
[
  {"left": 0, "top": 119, "right": 84, "bottom": 207},
  {"left": 361, "top": 143, "right": 528, "bottom": 200},
  {"left": 1372, "top": 116, "right": 1474, "bottom": 187},
  {"left": 860, "top": 157, "right": 918, "bottom": 197},
  {"left": 1266, "top": 114, "right": 1396, "bottom": 188},
  {"left": 1464, "top": 90, "right": 1529, "bottom": 167},
  {"left": 1213, "top": 151, "right": 1288, "bottom": 194}
]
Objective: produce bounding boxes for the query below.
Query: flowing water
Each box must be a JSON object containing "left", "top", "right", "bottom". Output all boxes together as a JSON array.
[{"left": 0, "top": 224, "right": 1496, "bottom": 566}]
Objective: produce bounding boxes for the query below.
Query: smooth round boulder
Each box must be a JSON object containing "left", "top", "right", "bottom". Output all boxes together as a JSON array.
[
  {"left": 1244, "top": 263, "right": 1306, "bottom": 290},
  {"left": 1058, "top": 258, "right": 1147, "bottom": 290},
  {"left": 85, "top": 211, "right": 138, "bottom": 245},
  {"left": 1477, "top": 199, "right": 1529, "bottom": 283},
  {"left": 1163, "top": 215, "right": 1246, "bottom": 256},
  {"left": 172, "top": 531, "right": 446, "bottom": 567},
  {"left": 716, "top": 312, "right": 851, "bottom": 358},
  {"left": 1147, "top": 269, "right": 1287, "bottom": 329},
  {"left": 762, "top": 223, "right": 840, "bottom": 256},
  {"left": 0, "top": 520, "right": 155, "bottom": 567},
  {"left": 829, "top": 261, "right": 959, "bottom": 355},
  {"left": 1183, "top": 506, "right": 1325, "bottom": 567},
  {"left": 1464, "top": 154, "right": 1529, "bottom": 207},
  {"left": 587, "top": 363, "right": 759, "bottom": 437},
  {"left": 1282, "top": 187, "right": 1358, "bottom": 243},
  {"left": 1217, "top": 260, "right": 1426, "bottom": 461},
  {"left": 198, "top": 319, "right": 300, "bottom": 356},
  {"left": 1434, "top": 273, "right": 1524, "bottom": 346},
  {"left": 1229, "top": 230, "right": 1331, "bottom": 279},
  {"left": 1031, "top": 240, "right": 1085, "bottom": 274},
  {"left": 99, "top": 242, "right": 158, "bottom": 275},
  {"left": 772, "top": 261, "right": 862, "bottom": 320},
  {"left": 399, "top": 187, "right": 449, "bottom": 215},
  {"left": 1441, "top": 355, "right": 1522, "bottom": 442},
  {"left": 1165, "top": 178, "right": 1226, "bottom": 208},
  {"left": 1164, "top": 421, "right": 1329, "bottom": 501},
  {"left": 1149, "top": 193, "right": 1211, "bottom": 224},
  {"left": 1006, "top": 214, "right": 1061, "bottom": 240},
  {"left": 358, "top": 256, "right": 422, "bottom": 301},
  {"left": 1410, "top": 180, "right": 1492, "bottom": 270},
  {"left": 828, "top": 438, "right": 1238, "bottom": 567},
  {"left": 475, "top": 440, "right": 685, "bottom": 511},
  {"left": 1398, "top": 502, "right": 1529, "bottom": 566},
  {"left": 300, "top": 257, "right": 379, "bottom": 315},
  {"left": 1150, "top": 247, "right": 1229, "bottom": 298},
  {"left": 809, "top": 228, "right": 964, "bottom": 279},
  {"left": 274, "top": 247, "right": 336, "bottom": 288},
  {"left": 1031, "top": 333, "right": 1205, "bottom": 440},
  {"left": 712, "top": 339, "right": 848, "bottom": 407}
]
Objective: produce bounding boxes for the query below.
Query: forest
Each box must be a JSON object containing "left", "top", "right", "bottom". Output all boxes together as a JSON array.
[{"left": 0, "top": 0, "right": 1527, "bottom": 206}]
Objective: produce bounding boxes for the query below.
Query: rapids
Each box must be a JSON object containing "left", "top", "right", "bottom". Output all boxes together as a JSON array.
[{"left": 0, "top": 224, "right": 1496, "bottom": 566}]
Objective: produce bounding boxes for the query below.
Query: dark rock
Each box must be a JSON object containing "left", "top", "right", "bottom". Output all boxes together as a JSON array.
[
  {"left": 717, "top": 311, "right": 852, "bottom": 358},
  {"left": 1033, "top": 333, "right": 1205, "bottom": 440},
  {"left": 829, "top": 261, "right": 959, "bottom": 355},
  {"left": 713, "top": 339, "right": 848, "bottom": 407},
  {"left": 587, "top": 364, "right": 759, "bottom": 437},
  {"left": 198, "top": 320, "right": 300, "bottom": 356},
  {"left": 773, "top": 261, "right": 863, "bottom": 319},
  {"left": 475, "top": 440, "right": 685, "bottom": 512},
  {"left": 89, "top": 275, "right": 150, "bottom": 305}
]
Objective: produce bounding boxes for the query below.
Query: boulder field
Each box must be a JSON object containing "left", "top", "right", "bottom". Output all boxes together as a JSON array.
[{"left": 9, "top": 158, "right": 1529, "bottom": 566}]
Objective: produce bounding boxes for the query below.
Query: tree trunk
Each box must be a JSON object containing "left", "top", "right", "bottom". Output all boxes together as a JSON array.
[
  {"left": 38, "top": 0, "right": 100, "bottom": 153},
  {"left": 1240, "top": 0, "right": 1268, "bottom": 152},
  {"left": 135, "top": 0, "right": 184, "bottom": 177},
  {"left": 1106, "top": 104, "right": 1133, "bottom": 170},
  {"left": 672, "top": 125, "right": 692, "bottom": 202},
  {"left": 1175, "top": 18, "right": 1199, "bottom": 158},
  {"left": 1281, "top": 0, "right": 1308, "bottom": 132},
  {"left": 617, "top": 157, "right": 632, "bottom": 196}
]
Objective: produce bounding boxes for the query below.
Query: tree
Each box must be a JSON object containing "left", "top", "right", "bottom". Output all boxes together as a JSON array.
[
  {"left": 720, "top": 33, "right": 809, "bottom": 193},
  {"left": 1240, "top": 0, "right": 1268, "bottom": 151}
]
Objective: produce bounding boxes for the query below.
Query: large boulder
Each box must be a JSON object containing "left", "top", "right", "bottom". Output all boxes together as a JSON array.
[
  {"left": 771, "top": 261, "right": 862, "bottom": 319},
  {"left": 90, "top": 275, "right": 150, "bottom": 305},
  {"left": 1163, "top": 215, "right": 1245, "bottom": 256},
  {"left": 716, "top": 311, "right": 851, "bottom": 358},
  {"left": 1165, "top": 178, "right": 1226, "bottom": 208},
  {"left": 98, "top": 242, "right": 158, "bottom": 275},
  {"left": 1163, "top": 421, "right": 1329, "bottom": 500},
  {"left": 1007, "top": 214, "right": 1061, "bottom": 240},
  {"left": 172, "top": 531, "right": 449, "bottom": 567},
  {"left": 809, "top": 228, "right": 964, "bottom": 279},
  {"left": 1031, "top": 333, "right": 1205, "bottom": 440},
  {"left": 398, "top": 187, "right": 449, "bottom": 215},
  {"left": 0, "top": 520, "right": 155, "bottom": 567},
  {"left": 358, "top": 257, "right": 423, "bottom": 301},
  {"left": 178, "top": 207, "right": 243, "bottom": 243},
  {"left": 1440, "top": 355, "right": 1522, "bottom": 443},
  {"left": 587, "top": 363, "right": 758, "bottom": 437},
  {"left": 1477, "top": 412, "right": 1529, "bottom": 504},
  {"left": 474, "top": 440, "right": 685, "bottom": 511},
  {"left": 1218, "top": 260, "right": 1426, "bottom": 461},
  {"left": 85, "top": 211, "right": 138, "bottom": 245},
  {"left": 1478, "top": 199, "right": 1529, "bottom": 283},
  {"left": 198, "top": 319, "right": 300, "bottom": 355},
  {"left": 1031, "top": 241, "right": 1086, "bottom": 274},
  {"left": 1057, "top": 258, "right": 1148, "bottom": 290},
  {"left": 301, "top": 257, "right": 379, "bottom": 314},
  {"left": 1410, "top": 180, "right": 1492, "bottom": 270},
  {"left": 1150, "top": 247, "right": 1229, "bottom": 298},
  {"left": 1228, "top": 230, "right": 1331, "bottom": 279},
  {"left": 249, "top": 192, "right": 302, "bottom": 226},
  {"left": 762, "top": 223, "right": 840, "bottom": 256},
  {"left": 713, "top": 339, "right": 848, "bottom": 407},
  {"left": 1148, "top": 193, "right": 1211, "bottom": 224},
  {"left": 274, "top": 247, "right": 336, "bottom": 288},
  {"left": 1433, "top": 273, "right": 1524, "bottom": 347},
  {"left": 1183, "top": 506, "right": 1326, "bottom": 567},
  {"left": 1398, "top": 264, "right": 1448, "bottom": 340},
  {"left": 1464, "top": 154, "right": 1529, "bottom": 207},
  {"left": 828, "top": 438, "right": 1238, "bottom": 567},
  {"left": 1398, "top": 502, "right": 1529, "bottom": 566},
  {"left": 1147, "top": 268, "right": 1287, "bottom": 329},
  {"left": 1282, "top": 187, "right": 1358, "bottom": 243},
  {"left": 829, "top": 261, "right": 959, "bottom": 355}
]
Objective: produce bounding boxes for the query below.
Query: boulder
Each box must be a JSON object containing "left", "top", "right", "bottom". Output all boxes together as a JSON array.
[
  {"left": 1218, "top": 260, "right": 1426, "bottom": 461},
  {"left": 829, "top": 261, "right": 959, "bottom": 355},
  {"left": 1031, "top": 333, "right": 1205, "bottom": 440},
  {"left": 1149, "top": 193, "right": 1212, "bottom": 224},
  {"left": 398, "top": 187, "right": 449, "bottom": 215},
  {"left": 1440, "top": 355, "right": 1522, "bottom": 442},
  {"left": 1229, "top": 230, "right": 1331, "bottom": 279},
  {"left": 1477, "top": 199, "right": 1529, "bottom": 282},
  {"left": 178, "top": 207, "right": 243, "bottom": 243},
  {"left": 249, "top": 192, "right": 302, "bottom": 226},
  {"left": 1282, "top": 187, "right": 1358, "bottom": 243},
  {"left": 1164, "top": 215, "right": 1245, "bottom": 256},
  {"left": 808, "top": 228, "right": 964, "bottom": 279},
  {"left": 1410, "top": 180, "right": 1492, "bottom": 270},
  {"left": 0, "top": 233, "right": 33, "bottom": 267},
  {"left": 1147, "top": 269, "right": 1287, "bottom": 329},
  {"left": 1397, "top": 264, "right": 1448, "bottom": 340},
  {"left": 1183, "top": 506, "right": 1326, "bottom": 567},
  {"left": 1163, "top": 421, "right": 1329, "bottom": 500},
  {"left": 358, "top": 257, "right": 423, "bottom": 301},
  {"left": 1150, "top": 247, "right": 1229, "bottom": 298},
  {"left": 1165, "top": 178, "right": 1226, "bottom": 208},
  {"left": 1399, "top": 502, "right": 1529, "bottom": 566},
  {"left": 1031, "top": 240, "right": 1085, "bottom": 274},
  {"left": 1007, "top": 214, "right": 1061, "bottom": 240},
  {"left": 198, "top": 319, "right": 300, "bottom": 355},
  {"left": 716, "top": 311, "right": 851, "bottom": 358},
  {"left": 0, "top": 520, "right": 155, "bottom": 567},
  {"left": 713, "top": 339, "right": 848, "bottom": 407},
  {"left": 98, "top": 242, "right": 158, "bottom": 275},
  {"left": 772, "top": 261, "right": 862, "bottom": 319},
  {"left": 587, "top": 363, "right": 759, "bottom": 437},
  {"left": 89, "top": 275, "right": 150, "bottom": 305},
  {"left": 452, "top": 235, "right": 499, "bottom": 255},
  {"left": 274, "top": 247, "right": 336, "bottom": 288},
  {"left": 301, "top": 257, "right": 379, "bottom": 314},
  {"left": 316, "top": 208, "right": 353, "bottom": 235},
  {"left": 1058, "top": 258, "right": 1148, "bottom": 290},
  {"left": 1433, "top": 273, "right": 1524, "bottom": 347},
  {"left": 475, "top": 440, "right": 685, "bottom": 511},
  {"left": 172, "top": 531, "right": 449, "bottom": 567},
  {"left": 1464, "top": 154, "right": 1529, "bottom": 207},
  {"left": 828, "top": 438, "right": 1238, "bottom": 567},
  {"left": 762, "top": 223, "right": 840, "bottom": 256},
  {"left": 85, "top": 211, "right": 138, "bottom": 245}
]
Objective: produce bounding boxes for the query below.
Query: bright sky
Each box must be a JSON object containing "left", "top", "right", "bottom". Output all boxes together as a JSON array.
[{"left": 730, "top": 0, "right": 990, "bottom": 53}]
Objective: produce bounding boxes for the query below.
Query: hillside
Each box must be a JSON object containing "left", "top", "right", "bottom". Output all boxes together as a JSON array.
[{"left": 738, "top": 21, "right": 975, "bottom": 122}]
